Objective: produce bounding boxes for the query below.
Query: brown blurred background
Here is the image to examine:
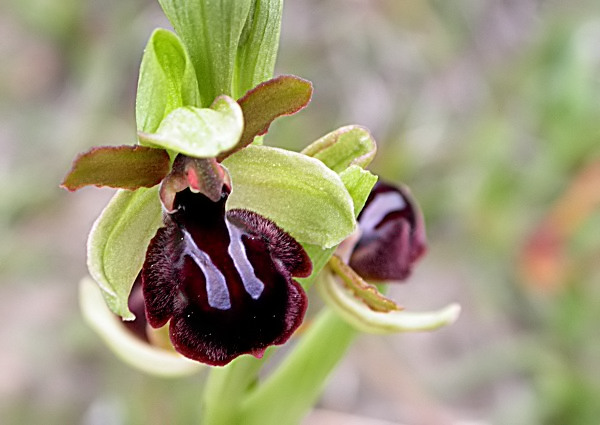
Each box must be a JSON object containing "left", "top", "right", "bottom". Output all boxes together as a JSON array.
[{"left": 1, "top": 0, "right": 600, "bottom": 424}]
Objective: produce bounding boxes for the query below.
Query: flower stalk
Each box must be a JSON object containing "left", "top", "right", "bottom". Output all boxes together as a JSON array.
[
  {"left": 201, "top": 355, "right": 267, "bottom": 425},
  {"left": 239, "top": 308, "right": 357, "bottom": 425}
]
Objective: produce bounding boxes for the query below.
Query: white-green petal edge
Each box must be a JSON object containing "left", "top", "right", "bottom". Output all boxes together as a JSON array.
[
  {"left": 317, "top": 269, "right": 460, "bottom": 333},
  {"left": 80, "top": 277, "right": 203, "bottom": 377}
]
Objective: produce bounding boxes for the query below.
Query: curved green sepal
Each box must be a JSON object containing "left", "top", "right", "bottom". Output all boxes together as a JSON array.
[
  {"left": 158, "top": 0, "right": 253, "bottom": 105},
  {"left": 301, "top": 125, "right": 377, "bottom": 173},
  {"left": 222, "top": 145, "right": 356, "bottom": 248},
  {"left": 138, "top": 96, "right": 244, "bottom": 158},
  {"left": 317, "top": 267, "right": 461, "bottom": 333},
  {"left": 234, "top": 0, "right": 283, "bottom": 98},
  {"left": 80, "top": 277, "right": 203, "bottom": 377},
  {"left": 87, "top": 187, "right": 163, "bottom": 320},
  {"left": 61, "top": 145, "right": 170, "bottom": 191},
  {"left": 136, "top": 28, "right": 200, "bottom": 133}
]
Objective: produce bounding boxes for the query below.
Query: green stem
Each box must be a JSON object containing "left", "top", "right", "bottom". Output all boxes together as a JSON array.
[
  {"left": 240, "top": 308, "right": 357, "bottom": 425},
  {"left": 201, "top": 354, "right": 266, "bottom": 425}
]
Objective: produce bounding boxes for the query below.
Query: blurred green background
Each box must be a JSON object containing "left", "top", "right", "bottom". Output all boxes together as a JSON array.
[{"left": 2, "top": 0, "right": 600, "bottom": 424}]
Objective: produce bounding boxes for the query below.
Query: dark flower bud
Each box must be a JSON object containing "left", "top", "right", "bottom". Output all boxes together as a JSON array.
[{"left": 349, "top": 181, "right": 426, "bottom": 281}]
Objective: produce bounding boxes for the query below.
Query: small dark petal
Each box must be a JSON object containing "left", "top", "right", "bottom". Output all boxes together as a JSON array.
[
  {"left": 141, "top": 188, "right": 309, "bottom": 366},
  {"left": 122, "top": 274, "right": 150, "bottom": 342},
  {"left": 349, "top": 181, "right": 426, "bottom": 281}
]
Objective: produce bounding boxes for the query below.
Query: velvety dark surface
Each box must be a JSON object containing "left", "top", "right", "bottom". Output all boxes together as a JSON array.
[{"left": 142, "top": 188, "right": 311, "bottom": 365}]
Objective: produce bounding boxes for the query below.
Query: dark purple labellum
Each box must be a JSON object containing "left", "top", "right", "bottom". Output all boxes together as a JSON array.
[
  {"left": 141, "top": 187, "right": 311, "bottom": 366},
  {"left": 349, "top": 181, "right": 426, "bottom": 281}
]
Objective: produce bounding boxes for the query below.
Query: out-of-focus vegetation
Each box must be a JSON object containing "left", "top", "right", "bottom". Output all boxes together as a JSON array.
[{"left": 1, "top": 0, "right": 600, "bottom": 424}]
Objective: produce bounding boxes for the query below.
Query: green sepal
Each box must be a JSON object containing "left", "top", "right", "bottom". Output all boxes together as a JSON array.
[
  {"left": 339, "top": 165, "right": 378, "bottom": 217},
  {"left": 301, "top": 125, "right": 377, "bottom": 173},
  {"left": 61, "top": 145, "right": 170, "bottom": 191},
  {"left": 297, "top": 166, "right": 377, "bottom": 288},
  {"left": 87, "top": 187, "right": 163, "bottom": 320},
  {"left": 222, "top": 145, "right": 356, "bottom": 249},
  {"left": 234, "top": 0, "right": 283, "bottom": 98},
  {"left": 136, "top": 28, "right": 200, "bottom": 133},
  {"left": 138, "top": 96, "right": 244, "bottom": 158},
  {"left": 158, "top": 0, "right": 253, "bottom": 105}
]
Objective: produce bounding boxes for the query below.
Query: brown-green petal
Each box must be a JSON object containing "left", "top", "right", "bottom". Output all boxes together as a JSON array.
[
  {"left": 61, "top": 145, "right": 170, "bottom": 192},
  {"left": 218, "top": 75, "right": 313, "bottom": 160}
]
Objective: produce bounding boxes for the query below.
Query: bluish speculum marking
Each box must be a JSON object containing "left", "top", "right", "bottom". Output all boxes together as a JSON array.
[
  {"left": 182, "top": 229, "right": 231, "bottom": 310},
  {"left": 226, "top": 220, "right": 265, "bottom": 300},
  {"left": 359, "top": 191, "right": 406, "bottom": 232}
]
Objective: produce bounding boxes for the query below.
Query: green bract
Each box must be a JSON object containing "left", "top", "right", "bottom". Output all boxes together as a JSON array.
[
  {"left": 234, "top": 0, "right": 283, "bottom": 98},
  {"left": 136, "top": 28, "right": 200, "bottom": 133},
  {"left": 158, "top": 0, "right": 253, "bottom": 105},
  {"left": 138, "top": 96, "right": 244, "bottom": 158},
  {"left": 297, "top": 168, "right": 377, "bottom": 287},
  {"left": 327, "top": 255, "right": 400, "bottom": 312},
  {"left": 223, "top": 145, "right": 356, "bottom": 248},
  {"left": 301, "top": 126, "right": 378, "bottom": 218},
  {"left": 87, "top": 187, "right": 162, "bottom": 319}
]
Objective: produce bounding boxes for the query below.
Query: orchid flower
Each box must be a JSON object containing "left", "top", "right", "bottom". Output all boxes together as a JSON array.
[
  {"left": 63, "top": 11, "right": 459, "bottom": 425},
  {"left": 63, "top": 69, "right": 372, "bottom": 367}
]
